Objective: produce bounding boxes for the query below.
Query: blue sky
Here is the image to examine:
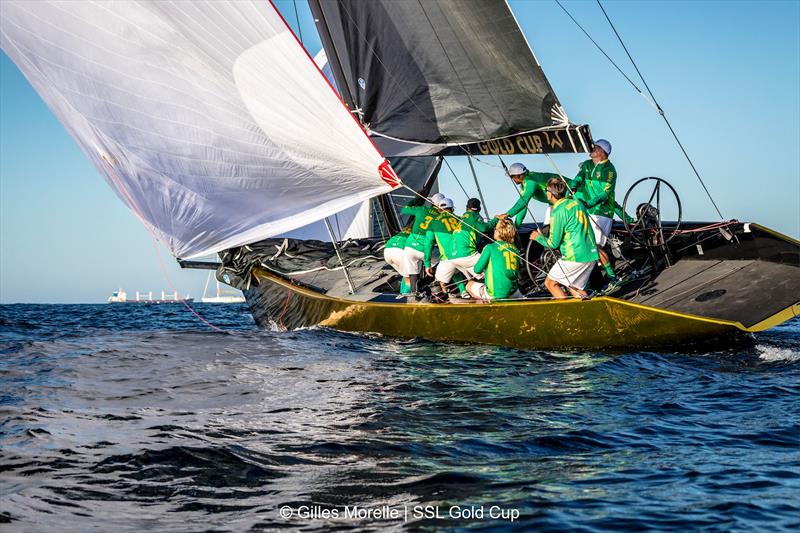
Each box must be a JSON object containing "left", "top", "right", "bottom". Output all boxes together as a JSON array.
[{"left": 1, "top": 0, "right": 798, "bottom": 303}]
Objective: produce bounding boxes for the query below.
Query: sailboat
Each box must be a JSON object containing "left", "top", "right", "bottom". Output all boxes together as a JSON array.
[
  {"left": 2, "top": 1, "right": 797, "bottom": 350},
  {"left": 200, "top": 272, "right": 245, "bottom": 304}
]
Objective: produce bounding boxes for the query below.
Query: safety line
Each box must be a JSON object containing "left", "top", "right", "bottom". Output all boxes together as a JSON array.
[{"left": 595, "top": 0, "right": 725, "bottom": 220}]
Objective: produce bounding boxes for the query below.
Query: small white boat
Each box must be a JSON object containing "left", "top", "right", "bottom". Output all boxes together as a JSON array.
[{"left": 200, "top": 272, "right": 245, "bottom": 304}]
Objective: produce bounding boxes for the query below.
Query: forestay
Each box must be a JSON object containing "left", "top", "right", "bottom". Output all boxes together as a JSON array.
[{"left": 0, "top": 0, "right": 399, "bottom": 258}]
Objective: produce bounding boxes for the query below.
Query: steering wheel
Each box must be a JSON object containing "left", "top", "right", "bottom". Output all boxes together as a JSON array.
[
  {"left": 524, "top": 238, "right": 559, "bottom": 292},
  {"left": 622, "top": 177, "right": 682, "bottom": 247}
]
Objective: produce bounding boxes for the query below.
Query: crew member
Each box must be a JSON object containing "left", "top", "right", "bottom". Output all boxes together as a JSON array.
[
  {"left": 401, "top": 192, "right": 444, "bottom": 293},
  {"left": 499, "top": 162, "right": 553, "bottom": 226},
  {"left": 466, "top": 218, "right": 520, "bottom": 302},
  {"left": 570, "top": 139, "right": 618, "bottom": 282},
  {"left": 435, "top": 198, "right": 497, "bottom": 295},
  {"left": 531, "top": 178, "right": 599, "bottom": 299},
  {"left": 383, "top": 225, "right": 412, "bottom": 294},
  {"left": 423, "top": 197, "right": 461, "bottom": 292}
]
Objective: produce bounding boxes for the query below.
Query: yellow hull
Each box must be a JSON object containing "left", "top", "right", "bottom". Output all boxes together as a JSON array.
[{"left": 244, "top": 268, "right": 797, "bottom": 350}]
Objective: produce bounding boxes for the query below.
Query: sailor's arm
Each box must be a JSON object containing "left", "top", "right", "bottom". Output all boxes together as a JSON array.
[
  {"left": 481, "top": 217, "right": 499, "bottom": 233},
  {"left": 534, "top": 210, "right": 564, "bottom": 250},
  {"left": 422, "top": 230, "right": 435, "bottom": 268},
  {"left": 506, "top": 184, "right": 535, "bottom": 219},
  {"left": 400, "top": 203, "right": 421, "bottom": 216},
  {"left": 614, "top": 201, "right": 634, "bottom": 224},
  {"left": 584, "top": 167, "right": 616, "bottom": 208},
  {"left": 473, "top": 246, "right": 491, "bottom": 275},
  {"left": 506, "top": 172, "right": 554, "bottom": 217}
]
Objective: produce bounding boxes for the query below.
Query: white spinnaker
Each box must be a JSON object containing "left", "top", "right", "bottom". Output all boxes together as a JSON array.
[
  {"left": 0, "top": 0, "right": 395, "bottom": 258},
  {"left": 280, "top": 48, "right": 373, "bottom": 242}
]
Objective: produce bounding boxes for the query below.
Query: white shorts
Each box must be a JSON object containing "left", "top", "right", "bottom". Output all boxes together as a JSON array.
[
  {"left": 590, "top": 215, "right": 613, "bottom": 247},
  {"left": 468, "top": 282, "right": 520, "bottom": 302},
  {"left": 384, "top": 247, "right": 406, "bottom": 276},
  {"left": 403, "top": 247, "right": 424, "bottom": 276},
  {"left": 435, "top": 253, "right": 481, "bottom": 283},
  {"left": 469, "top": 282, "right": 491, "bottom": 302},
  {"left": 547, "top": 259, "right": 595, "bottom": 289}
]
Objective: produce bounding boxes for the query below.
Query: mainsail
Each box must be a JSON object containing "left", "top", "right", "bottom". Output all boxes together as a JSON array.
[
  {"left": 0, "top": 0, "right": 400, "bottom": 258},
  {"left": 309, "top": 0, "right": 592, "bottom": 156}
]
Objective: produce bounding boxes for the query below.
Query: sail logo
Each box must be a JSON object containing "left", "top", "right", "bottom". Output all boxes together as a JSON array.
[
  {"left": 476, "top": 131, "right": 567, "bottom": 155},
  {"left": 378, "top": 160, "right": 401, "bottom": 189}
]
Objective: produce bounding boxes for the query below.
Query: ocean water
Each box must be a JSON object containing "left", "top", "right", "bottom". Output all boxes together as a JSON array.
[{"left": 1, "top": 304, "right": 798, "bottom": 532}]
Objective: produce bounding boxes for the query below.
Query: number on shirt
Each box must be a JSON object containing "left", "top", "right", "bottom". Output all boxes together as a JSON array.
[
  {"left": 503, "top": 250, "right": 518, "bottom": 271},
  {"left": 419, "top": 215, "right": 434, "bottom": 230},
  {"left": 575, "top": 209, "right": 589, "bottom": 230}
]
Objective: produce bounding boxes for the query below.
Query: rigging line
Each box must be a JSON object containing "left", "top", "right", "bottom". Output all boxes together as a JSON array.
[
  {"left": 372, "top": 198, "right": 388, "bottom": 242},
  {"left": 500, "top": 154, "right": 591, "bottom": 284},
  {"left": 416, "top": 0, "right": 509, "bottom": 138},
  {"left": 151, "top": 237, "right": 228, "bottom": 334},
  {"left": 401, "top": 185, "right": 564, "bottom": 282},
  {"left": 443, "top": 158, "right": 471, "bottom": 199},
  {"left": 542, "top": 153, "right": 604, "bottom": 235},
  {"left": 595, "top": 0, "right": 725, "bottom": 221},
  {"left": 553, "top": 0, "right": 656, "bottom": 111},
  {"left": 467, "top": 156, "right": 491, "bottom": 220},
  {"left": 332, "top": 1, "right": 513, "bottom": 163},
  {"left": 333, "top": 212, "right": 344, "bottom": 242},
  {"left": 497, "top": 155, "right": 546, "bottom": 229},
  {"left": 292, "top": 0, "right": 304, "bottom": 44},
  {"left": 323, "top": 217, "right": 356, "bottom": 294}
]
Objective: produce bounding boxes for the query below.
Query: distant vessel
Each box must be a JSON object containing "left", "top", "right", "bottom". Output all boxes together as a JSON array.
[
  {"left": 107, "top": 288, "right": 193, "bottom": 304},
  {"left": 200, "top": 273, "right": 245, "bottom": 304}
]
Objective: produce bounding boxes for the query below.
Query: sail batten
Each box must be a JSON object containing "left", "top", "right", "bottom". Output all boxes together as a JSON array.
[{"left": 1, "top": 0, "right": 397, "bottom": 258}]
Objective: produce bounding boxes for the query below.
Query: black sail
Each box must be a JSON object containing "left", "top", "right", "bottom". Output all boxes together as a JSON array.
[{"left": 309, "top": 0, "right": 591, "bottom": 156}]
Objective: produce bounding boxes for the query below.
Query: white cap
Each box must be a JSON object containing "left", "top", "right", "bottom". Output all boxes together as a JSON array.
[
  {"left": 430, "top": 192, "right": 445, "bottom": 204},
  {"left": 507, "top": 162, "right": 527, "bottom": 176},
  {"left": 593, "top": 139, "right": 612, "bottom": 156},
  {"left": 438, "top": 197, "right": 454, "bottom": 210}
]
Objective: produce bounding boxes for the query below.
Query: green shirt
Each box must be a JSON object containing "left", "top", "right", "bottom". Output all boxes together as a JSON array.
[
  {"left": 535, "top": 198, "right": 599, "bottom": 263},
  {"left": 401, "top": 203, "right": 440, "bottom": 252},
  {"left": 423, "top": 211, "right": 459, "bottom": 267},
  {"left": 474, "top": 241, "right": 520, "bottom": 299},
  {"left": 505, "top": 172, "right": 552, "bottom": 226},
  {"left": 451, "top": 211, "right": 497, "bottom": 259},
  {"left": 571, "top": 159, "right": 617, "bottom": 218},
  {"left": 384, "top": 230, "right": 409, "bottom": 250}
]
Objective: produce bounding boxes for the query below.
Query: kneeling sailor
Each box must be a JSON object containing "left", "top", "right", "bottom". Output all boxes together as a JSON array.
[
  {"left": 466, "top": 218, "right": 520, "bottom": 302},
  {"left": 383, "top": 225, "right": 412, "bottom": 294},
  {"left": 401, "top": 192, "right": 444, "bottom": 293},
  {"left": 435, "top": 198, "right": 497, "bottom": 295}
]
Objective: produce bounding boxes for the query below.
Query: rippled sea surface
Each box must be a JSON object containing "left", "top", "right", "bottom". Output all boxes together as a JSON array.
[{"left": 1, "top": 304, "right": 799, "bottom": 532}]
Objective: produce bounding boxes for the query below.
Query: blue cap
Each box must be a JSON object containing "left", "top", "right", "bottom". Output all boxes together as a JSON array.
[{"left": 593, "top": 139, "right": 612, "bottom": 156}]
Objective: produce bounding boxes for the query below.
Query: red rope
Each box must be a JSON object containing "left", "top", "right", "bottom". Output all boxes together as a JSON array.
[
  {"left": 278, "top": 289, "right": 293, "bottom": 329},
  {"left": 102, "top": 160, "right": 227, "bottom": 333}
]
